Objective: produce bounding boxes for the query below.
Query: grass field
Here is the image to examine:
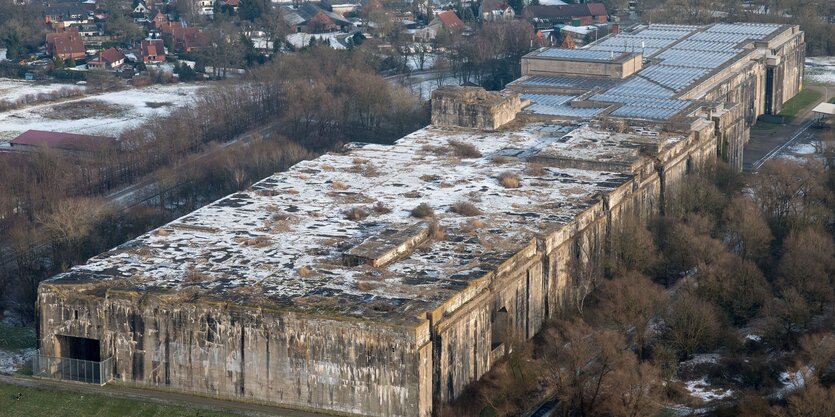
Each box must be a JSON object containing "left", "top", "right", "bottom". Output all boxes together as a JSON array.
[
  {"left": 779, "top": 88, "right": 823, "bottom": 117},
  {"left": 0, "top": 382, "right": 248, "bottom": 417},
  {"left": 0, "top": 324, "right": 35, "bottom": 352}
]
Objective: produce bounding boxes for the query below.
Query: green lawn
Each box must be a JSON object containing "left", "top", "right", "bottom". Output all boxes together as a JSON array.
[
  {"left": 0, "top": 324, "right": 35, "bottom": 352},
  {"left": 0, "top": 382, "right": 247, "bottom": 417},
  {"left": 779, "top": 88, "right": 823, "bottom": 117}
]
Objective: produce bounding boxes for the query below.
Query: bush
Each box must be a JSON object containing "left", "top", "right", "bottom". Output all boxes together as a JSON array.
[
  {"left": 498, "top": 171, "right": 521, "bottom": 188},
  {"left": 411, "top": 202, "right": 434, "bottom": 218},
  {"left": 448, "top": 140, "right": 482, "bottom": 158},
  {"left": 344, "top": 206, "right": 369, "bottom": 221},
  {"left": 449, "top": 201, "right": 482, "bottom": 216}
]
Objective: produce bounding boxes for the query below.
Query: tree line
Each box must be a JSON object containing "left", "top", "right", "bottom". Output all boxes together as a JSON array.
[{"left": 438, "top": 148, "right": 835, "bottom": 416}]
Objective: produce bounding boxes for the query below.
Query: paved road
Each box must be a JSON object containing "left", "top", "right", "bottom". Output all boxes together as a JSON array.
[{"left": 0, "top": 374, "right": 331, "bottom": 417}]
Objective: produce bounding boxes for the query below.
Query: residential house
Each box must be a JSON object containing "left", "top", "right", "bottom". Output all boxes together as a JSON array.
[
  {"left": 46, "top": 28, "right": 86, "bottom": 60},
  {"left": 167, "top": 27, "right": 212, "bottom": 53},
  {"left": 149, "top": 9, "right": 169, "bottom": 29},
  {"left": 44, "top": 4, "right": 90, "bottom": 25},
  {"left": 87, "top": 47, "right": 125, "bottom": 69},
  {"left": 480, "top": 0, "right": 514, "bottom": 22},
  {"left": 195, "top": 0, "right": 215, "bottom": 15},
  {"left": 133, "top": 2, "right": 150, "bottom": 15},
  {"left": 281, "top": 3, "right": 352, "bottom": 33},
  {"left": 428, "top": 10, "right": 464, "bottom": 32},
  {"left": 69, "top": 22, "right": 104, "bottom": 38},
  {"left": 223, "top": 0, "right": 240, "bottom": 12},
  {"left": 523, "top": 3, "right": 608, "bottom": 29},
  {"left": 140, "top": 39, "right": 166, "bottom": 64}
]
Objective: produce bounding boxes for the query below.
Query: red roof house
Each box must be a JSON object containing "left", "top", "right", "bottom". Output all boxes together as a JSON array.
[
  {"left": 87, "top": 47, "right": 126, "bottom": 69},
  {"left": 140, "top": 39, "right": 166, "bottom": 63},
  {"left": 10, "top": 130, "right": 114, "bottom": 153},
  {"left": 430, "top": 10, "right": 465, "bottom": 32},
  {"left": 46, "top": 28, "right": 86, "bottom": 60}
]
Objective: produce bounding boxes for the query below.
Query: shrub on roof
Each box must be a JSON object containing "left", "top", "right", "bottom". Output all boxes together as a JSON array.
[
  {"left": 411, "top": 202, "right": 435, "bottom": 218},
  {"left": 448, "top": 140, "right": 482, "bottom": 158},
  {"left": 498, "top": 171, "right": 521, "bottom": 188}
]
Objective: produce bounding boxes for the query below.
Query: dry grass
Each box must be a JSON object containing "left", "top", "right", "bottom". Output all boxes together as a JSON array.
[
  {"left": 491, "top": 155, "right": 513, "bottom": 164},
  {"left": 373, "top": 201, "right": 392, "bottom": 214},
  {"left": 461, "top": 219, "right": 485, "bottom": 235},
  {"left": 429, "top": 222, "right": 445, "bottom": 240},
  {"left": 321, "top": 164, "right": 335, "bottom": 171},
  {"left": 525, "top": 163, "right": 547, "bottom": 177},
  {"left": 344, "top": 206, "right": 369, "bottom": 221},
  {"left": 498, "top": 171, "right": 521, "bottom": 188},
  {"left": 298, "top": 266, "right": 314, "bottom": 277},
  {"left": 243, "top": 236, "right": 272, "bottom": 247},
  {"left": 411, "top": 202, "right": 435, "bottom": 218},
  {"left": 421, "top": 144, "right": 448, "bottom": 155},
  {"left": 448, "top": 140, "right": 482, "bottom": 158},
  {"left": 155, "top": 228, "right": 170, "bottom": 237},
  {"left": 450, "top": 201, "right": 482, "bottom": 216},
  {"left": 404, "top": 190, "right": 422, "bottom": 199},
  {"left": 184, "top": 268, "right": 211, "bottom": 284},
  {"left": 420, "top": 174, "right": 440, "bottom": 182},
  {"left": 331, "top": 180, "right": 349, "bottom": 190},
  {"left": 356, "top": 281, "right": 379, "bottom": 291}
]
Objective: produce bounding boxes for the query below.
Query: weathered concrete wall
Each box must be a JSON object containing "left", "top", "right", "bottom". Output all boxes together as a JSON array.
[
  {"left": 521, "top": 53, "right": 642, "bottom": 79},
  {"left": 38, "top": 288, "right": 432, "bottom": 417},
  {"left": 431, "top": 87, "right": 524, "bottom": 130}
]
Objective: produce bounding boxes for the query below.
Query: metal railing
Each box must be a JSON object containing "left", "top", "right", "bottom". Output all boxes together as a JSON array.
[{"left": 32, "top": 350, "right": 114, "bottom": 386}]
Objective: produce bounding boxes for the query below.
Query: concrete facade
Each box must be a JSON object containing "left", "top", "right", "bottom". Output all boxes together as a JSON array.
[{"left": 37, "top": 23, "right": 805, "bottom": 417}]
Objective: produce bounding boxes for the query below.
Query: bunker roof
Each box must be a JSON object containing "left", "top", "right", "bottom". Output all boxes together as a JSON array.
[
  {"left": 47, "top": 122, "right": 681, "bottom": 327},
  {"left": 515, "top": 22, "right": 792, "bottom": 121}
]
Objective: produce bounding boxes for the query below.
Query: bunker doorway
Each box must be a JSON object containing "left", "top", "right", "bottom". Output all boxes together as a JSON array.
[
  {"left": 56, "top": 335, "right": 101, "bottom": 362},
  {"left": 32, "top": 335, "right": 113, "bottom": 385}
]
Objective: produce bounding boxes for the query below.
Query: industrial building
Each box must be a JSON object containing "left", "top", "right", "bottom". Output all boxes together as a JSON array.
[{"left": 37, "top": 23, "right": 804, "bottom": 417}]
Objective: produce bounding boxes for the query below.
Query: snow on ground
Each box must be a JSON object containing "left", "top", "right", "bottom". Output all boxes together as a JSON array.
[
  {"left": 405, "top": 52, "right": 438, "bottom": 71},
  {"left": 286, "top": 32, "right": 349, "bottom": 50},
  {"left": 685, "top": 377, "right": 734, "bottom": 402},
  {"left": 0, "top": 78, "right": 85, "bottom": 103},
  {"left": 775, "top": 367, "right": 812, "bottom": 398},
  {"left": 806, "top": 57, "right": 835, "bottom": 85},
  {"left": 0, "top": 348, "right": 34, "bottom": 374},
  {"left": 0, "top": 83, "right": 202, "bottom": 142},
  {"left": 787, "top": 142, "right": 818, "bottom": 155}
]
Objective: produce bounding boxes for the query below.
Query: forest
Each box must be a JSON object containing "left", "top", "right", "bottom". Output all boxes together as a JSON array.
[{"left": 438, "top": 149, "right": 835, "bottom": 416}]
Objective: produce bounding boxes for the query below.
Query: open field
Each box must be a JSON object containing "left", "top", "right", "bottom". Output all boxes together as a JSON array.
[
  {"left": 0, "top": 382, "right": 248, "bottom": 417},
  {"left": 806, "top": 56, "right": 835, "bottom": 85},
  {"left": 0, "top": 78, "right": 85, "bottom": 103},
  {"left": 779, "top": 88, "right": 823, "bottom": 117},
  {"left": 0, "top": 83, "right": 202, "bottom": 142}
]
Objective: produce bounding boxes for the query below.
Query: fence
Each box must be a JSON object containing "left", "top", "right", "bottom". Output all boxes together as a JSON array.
[{"left": 32, "top": 350, "right": 114, "bottom": 385}]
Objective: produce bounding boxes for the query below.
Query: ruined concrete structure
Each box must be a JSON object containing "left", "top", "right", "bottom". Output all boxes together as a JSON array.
[{"left": 37, "top": 23, "right": 804, "bottom": 417}]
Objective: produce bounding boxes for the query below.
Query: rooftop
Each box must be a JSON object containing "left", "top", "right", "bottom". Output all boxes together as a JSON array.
[
  {"left": 47, "top": 122, "right": 679, "bottom": 326},
  {"left": 514, "top": 22, "right": 790, "bottom": 121}
]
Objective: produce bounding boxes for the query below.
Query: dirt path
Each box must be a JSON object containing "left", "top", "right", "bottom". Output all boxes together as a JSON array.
[{"left": 0, "top": 374, "right": 333, "bottom": 417}]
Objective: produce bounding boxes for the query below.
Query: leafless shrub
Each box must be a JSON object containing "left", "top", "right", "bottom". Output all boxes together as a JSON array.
[
  {"left": 420, "top": 174, "right": 440, "bottom": 182},
  {"left": 491, "top": 155, "right": 513, "bottom": 164},
  {"left": 448, "top": 140, "right": 482, "bottom": 158},
  {"left": 321, "top": 164, "right": 335, "bottom": 171},
  {"left": 332, "top": 180, "right": 349, "bottom": 190},
  {"left": 421, "top": 144, "right": 448, "bottom": 155},
  {"left": 498, "top": 171, "right": 521, "bottom": 188},
  {"left": 185, "top": 268, "right": 211, "bottom": 283},
  {"left": 450, "top": 201, "right": 482, "bottom": 216},
  {"left": 404, "top": 190, "right": 422, "bottom": 198},
  {"left": 411, "top": 202, "right": 435, "bottom": 218},
  {"left": 373, "top": 201, "right": 392, "bottom": 214},
  {"left": 526, "top": 163, "right": 547, "bottom": 177},
  {"left": 461, "top": 219, "right": 485, "bottom": 235},
  {"left": 155, "top": 228, "right": 170, "bottom": 236},
  {"left": 344, "top": 206, "right": 369, "bottom": 221}
]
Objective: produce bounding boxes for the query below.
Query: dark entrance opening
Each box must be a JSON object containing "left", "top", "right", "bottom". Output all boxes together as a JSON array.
[
  {"left": 56, "top": 335, "right": 101, "bottom": 362},
  {"left": 765, "top": 67, "right": 774, "bottom": 115}
]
